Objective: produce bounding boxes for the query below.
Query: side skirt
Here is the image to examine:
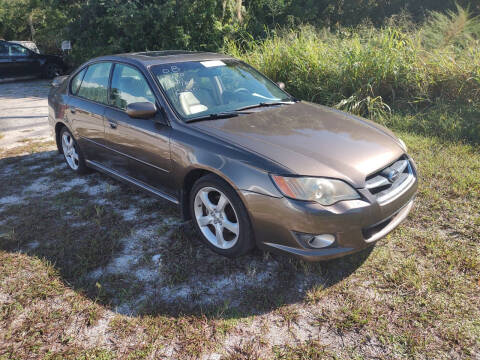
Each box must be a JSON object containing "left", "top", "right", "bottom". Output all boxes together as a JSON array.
[{"left": 85, "top": 159, "right": 179, "bottom": 205}]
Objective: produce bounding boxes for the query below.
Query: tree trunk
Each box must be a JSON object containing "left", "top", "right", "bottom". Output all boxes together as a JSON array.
[
  {"left": 28, "top": 13, "right": 35, "bottom": 41},
  {"left": 175, "top": 0, "right": 181, "bottom": 16},
  {"left": 236, "top": 0, "right": 243, "bottom": 23}
]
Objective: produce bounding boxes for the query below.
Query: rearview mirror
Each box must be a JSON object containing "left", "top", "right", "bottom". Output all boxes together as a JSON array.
[
  {"left": 277, "top": 82, "right": 286, "bottom": 90},
  {"left": 126, "top": 102, "right": 157, "bottom": 119}
]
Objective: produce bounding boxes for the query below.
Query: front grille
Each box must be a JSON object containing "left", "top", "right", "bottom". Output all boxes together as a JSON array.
[{"left": 365, "top": 155, "right": 414, "bottom": 203}]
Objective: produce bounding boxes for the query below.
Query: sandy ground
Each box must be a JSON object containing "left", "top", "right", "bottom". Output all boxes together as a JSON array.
[{"left": 0, "top": 80, "right": 51, "bottom": 150}]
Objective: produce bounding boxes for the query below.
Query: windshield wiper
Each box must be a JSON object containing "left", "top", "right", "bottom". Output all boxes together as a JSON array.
[
  {"left": 186, "top": 111, "right": 245, "bottom": 123},
  {"left": 236, "top": 101, "right": 295, "bottom": 111}
]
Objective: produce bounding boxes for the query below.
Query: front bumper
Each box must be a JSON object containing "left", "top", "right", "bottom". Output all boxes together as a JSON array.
[{"left": 241, "top": 169, "right": 418, "bottom": 262}]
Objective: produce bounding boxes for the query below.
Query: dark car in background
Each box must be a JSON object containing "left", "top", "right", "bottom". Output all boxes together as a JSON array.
[
  {"left": 48, "top": 51, "right": 417, "bottom": 261},
  {"left": 0, "top": 40, "right": 66, "bottom": 80}
]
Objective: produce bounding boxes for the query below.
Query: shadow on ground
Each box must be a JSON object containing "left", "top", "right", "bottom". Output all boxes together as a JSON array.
[{"left": 0, "top": 150, "right": 372, "bottom": 320}]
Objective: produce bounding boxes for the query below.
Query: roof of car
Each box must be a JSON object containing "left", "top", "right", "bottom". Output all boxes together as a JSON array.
[{"left": 90, "top": 51, "right": 235, "bottom": 67}]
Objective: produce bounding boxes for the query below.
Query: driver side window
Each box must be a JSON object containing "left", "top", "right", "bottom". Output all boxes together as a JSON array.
[
  {"left": 9, "top": 44, "right": 29, "bottom": 57},
  {"left": 110, "top": 63, "right": 155, "bottom": 110}
]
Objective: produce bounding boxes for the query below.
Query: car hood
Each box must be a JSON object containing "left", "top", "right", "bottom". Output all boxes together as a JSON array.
[
  {"left": 36, "top": 53, "right": 64, "bottom": 63},
  {"left": 191, "top": 102, "right": 405, "bottom": 188}
]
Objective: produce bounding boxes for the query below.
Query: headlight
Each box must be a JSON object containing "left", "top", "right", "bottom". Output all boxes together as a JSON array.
[
  {"left": 271, "top": 175, "right": 360, "bottom": 205},
  {"left": 398, "top": 138, "right": 407, "bottom": 152}
]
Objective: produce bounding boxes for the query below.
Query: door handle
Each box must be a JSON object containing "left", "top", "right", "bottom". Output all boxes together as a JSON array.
[{"left": 69, "top": 107, "right": 76, "bottom": 114}]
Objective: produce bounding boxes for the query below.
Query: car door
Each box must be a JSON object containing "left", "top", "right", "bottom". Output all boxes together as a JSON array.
[
  {"left": 103, "top": 62, "right": 173, "bottom": 194},
  {"left": 67, "top": 62, "right": 112, "bottom": 164},
  {"left": 8, "top": 44, "right": 38, "bottom": 77}
]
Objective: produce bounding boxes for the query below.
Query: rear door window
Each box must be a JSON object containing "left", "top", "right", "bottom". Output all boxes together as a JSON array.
[{"left": 77, "top": 62, "right": 112, "bottom": 104}]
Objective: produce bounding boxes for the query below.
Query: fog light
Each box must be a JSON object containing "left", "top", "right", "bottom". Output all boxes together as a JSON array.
[
  {"left": 308, "top": 234, "right": 335, "bottom": 248},
  {"left": 296, "top": 233, "right": 336, "bottom": 249}
]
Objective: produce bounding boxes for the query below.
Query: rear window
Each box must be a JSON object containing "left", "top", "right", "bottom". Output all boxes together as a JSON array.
[
  {"left": 77, "top": 62, "right": 112, "bottom": 104},
  {"left": 70, "top": 68, "right": 86, "bottom": 95}
]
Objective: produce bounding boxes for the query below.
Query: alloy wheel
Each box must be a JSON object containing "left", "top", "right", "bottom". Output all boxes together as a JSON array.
[
  {"left": 62, "top": 132, "right": 80, "bottom": 170},
  {"left": 193, "top": 187, "right": 240, "bottom": 249}
]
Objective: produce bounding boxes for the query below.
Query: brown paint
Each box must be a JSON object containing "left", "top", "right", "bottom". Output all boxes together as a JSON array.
[{"left": 48, "top": 51, "right": 417, "bottom": 261}]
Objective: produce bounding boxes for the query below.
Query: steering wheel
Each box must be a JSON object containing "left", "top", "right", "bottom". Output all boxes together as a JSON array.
[{"left": 233, "top": 88, "right": 250, "bottom": 96}]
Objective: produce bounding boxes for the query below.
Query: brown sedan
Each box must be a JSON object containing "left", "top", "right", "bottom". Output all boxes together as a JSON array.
[{"left": 48, "top": 51, "right": 418, "bottom": 261}]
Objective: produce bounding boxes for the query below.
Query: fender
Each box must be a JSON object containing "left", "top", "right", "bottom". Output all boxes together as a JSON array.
[
  {"left": 169, "top": 124, "right": 283, "bottom": 199},
  {"left": 52, "top": 120, "right": 76, "bottom": 154}
]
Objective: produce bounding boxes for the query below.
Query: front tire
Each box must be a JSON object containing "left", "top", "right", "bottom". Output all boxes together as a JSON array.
[
  {"left": 190, "top": 174, "right": 255, "bottom": 258},
  {"left": 43, "top": 63, "right": 61, "bottom": 79},
  {"left": 60, "top": 127, "right": 89, "bottom": 174}
]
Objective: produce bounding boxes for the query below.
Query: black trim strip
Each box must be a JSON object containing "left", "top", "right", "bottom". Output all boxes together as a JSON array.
[{"left": 85, "top": 159, "right": 179, "bottom": 204}]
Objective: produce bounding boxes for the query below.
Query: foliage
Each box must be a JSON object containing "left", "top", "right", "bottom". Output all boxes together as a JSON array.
[
  {"left": 1, "top": 0, "right": 479, "bottom": 58},
  {"left": 244, "top": 0, "right": 480, "bottom": 33},
  {"left": 421, "top": 3, "right": 480, "bottom": 50},
  {"left": 0, "top": 0, "right": 68, "bottom": 54},
  {"left": 0, "top": 0, "right": 244, "bottom": 59},
  {"left": 227, "top": 6, "right": 480, "bottom": 143},
  {"left": 51, "top": 0, "right": 245, "bottom": 65}
]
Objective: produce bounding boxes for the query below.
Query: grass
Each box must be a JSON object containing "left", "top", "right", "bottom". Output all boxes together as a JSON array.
[
  {"left": 0, "top": 139, "right": 56, "bottom": 159},
  {"left": 226, "top": 6, "right": 480, "bottom": 144},
  {"left": 0, "top": 128, "right": 478, "bottom": 359}
]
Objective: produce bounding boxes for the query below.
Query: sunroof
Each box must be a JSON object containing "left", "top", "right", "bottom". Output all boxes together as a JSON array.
[{"left": 135, "top": 50, "right": 196, "bottom": 57}]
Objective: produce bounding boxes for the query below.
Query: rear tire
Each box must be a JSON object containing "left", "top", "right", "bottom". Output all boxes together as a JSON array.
[
  {"left": 60, "top": 127, "right": 89, "bottom": 174},
  {"left": 190, "top": 174, "right": 255, "bottom": 258}
]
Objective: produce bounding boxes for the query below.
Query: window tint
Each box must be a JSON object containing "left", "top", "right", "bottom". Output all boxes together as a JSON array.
[
  {"left": 110, "top": 63, "right": 155, "bottom": 110},
  {"left": 70, "top": 68, "right": 86, "bottom": 95},
  {"left": 77, "top": 62, "right": 112, "bottom": 104},
  {"left": 9, "top": 44, "right": 29, "bottom": 56}
]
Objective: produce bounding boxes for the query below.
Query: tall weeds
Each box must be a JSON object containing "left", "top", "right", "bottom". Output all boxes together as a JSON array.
[{"left": 226, "top": 5, "right": 480, "bottom": 143}]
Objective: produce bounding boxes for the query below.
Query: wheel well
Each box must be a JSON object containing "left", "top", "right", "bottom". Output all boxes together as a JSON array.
[
  {"left": 181, "top": 169, "right": 211, "bottom": 220},
  {"left": 55, "top": 123, "right": 66, "bottom": 154}
]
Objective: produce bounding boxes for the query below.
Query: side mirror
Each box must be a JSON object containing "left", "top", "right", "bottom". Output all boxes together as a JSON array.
[
  {"left": 126, "top": 102, "right": 157, "bottom": 119},
  {"left": 277, "top": 82, "right": 286, "bottom": 90},
  {"left": 51, "top": 75, "right": 68, "bottom": 87}
]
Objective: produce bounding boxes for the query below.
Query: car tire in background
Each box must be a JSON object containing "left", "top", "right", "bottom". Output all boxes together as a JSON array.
[
  {"left": 190, "top": 174, "right": 255, "bottom": 258},
  {"left": 43, "top": 63, "right": 62, "bottom": 79},
  {"left": 60, "top": 127, "right": 89, "bottom": 174}
]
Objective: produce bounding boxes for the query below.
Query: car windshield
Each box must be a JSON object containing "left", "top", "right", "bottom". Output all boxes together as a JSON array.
[{"left": 151, "top": 60, "right": 292, "bottom": 121}]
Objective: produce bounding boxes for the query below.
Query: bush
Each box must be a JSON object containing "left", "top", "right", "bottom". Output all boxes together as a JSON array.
[{"left": 225, "top": 6, "right": 480, "bottom": 143}]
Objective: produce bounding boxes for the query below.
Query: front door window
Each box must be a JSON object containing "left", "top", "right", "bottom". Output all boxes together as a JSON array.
[{"left": 110, "top": 63, "right": 156, "bottom": 109}]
